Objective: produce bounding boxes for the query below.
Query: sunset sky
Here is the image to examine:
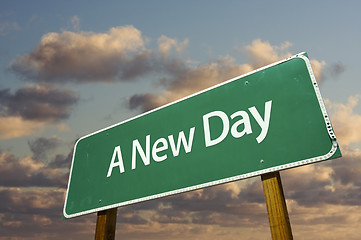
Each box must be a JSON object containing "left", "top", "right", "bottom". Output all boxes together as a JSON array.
[{"left": 1, "top": 1, "right": 361, "bottom": 239}]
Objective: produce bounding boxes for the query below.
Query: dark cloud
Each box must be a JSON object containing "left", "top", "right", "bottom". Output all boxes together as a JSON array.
[
  {"left": 327, "top": 61, "right": 346, "bottom": 79},
  {"left": 116, "top": 207, "right": 148, "bottom": 225},
  {"left": 151, "top": 209, "right": 190, "bottom": 224},
  {"left": 118, "top": 50, "right": 155, "bottom": 81},
  {"left": 0, "top": 187, "right": 96, "bottom": 239},
  {"left": 281, "top": 148, "right": 361, "bottom": 207},
  {"left": 28, "top": 136, "right": 73, "bottom": 169},
  {"left": 128, "top": 93, "right": 164, "bottom": 112},
  {"left": 0, "top": 187, "right": 64, "bottom": 214},
  {"left": 190, "top": 203, "right": 267, "bottom": 228},
  {"left": 129, "top": 180, "right": 268, "bottom": 228},
  {"left": 331, "top": 154, "right": 360, "bottom": 186},
  {"left": 28, "top": 136, "right": 61, "bottom": 160},
  {"left": 49, "top": 152, "right": 72, "bottom": 169},
  {"left": 0, "top": 150, "right": 68, "bottom": 188},
  {"left": 0, "top": 84, "right": 78, "bottom": 122}
]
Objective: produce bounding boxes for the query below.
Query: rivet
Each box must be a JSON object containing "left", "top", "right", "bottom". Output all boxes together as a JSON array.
[{"left": 260, "top": 159, "right": 264, "bottom": 163}]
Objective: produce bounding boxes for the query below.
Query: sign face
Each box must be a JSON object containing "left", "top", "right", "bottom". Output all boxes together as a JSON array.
[{"left": 63, "top": 53, "right": 341, "bottom": 218}]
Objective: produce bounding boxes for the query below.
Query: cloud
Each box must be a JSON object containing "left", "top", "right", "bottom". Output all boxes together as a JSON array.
[
  {"left": 128, "top": 93, "right": 167, "bottom": 113},
  {"left": 0, "top": 150, "right": 69, "bottom": 188},
  {"left": 0, "top": 187, "right": 97, "bottom": 239},
  {"left": 280, "top": 145, "right": 361, "bottom": 208},
  {"left": 4, "top": 30, "right": 352, "bottom": 239},
  {"left": 0, "top": 187, "right": 64, "bottom": 213},
  {"left": 324, "top": 61, "right": 346, "bottom": 80},
  {"left": 11, "top": 27, "right": 324, "bottom": 93},
  {"left": 115, "top": 150, "right": 360, "bottom": 239},
  {"left": 0, "top": 84, "right": 78, "bottom": 121},
  {"left": 48, "top": 151, "right": 73, "bottom": 169},
  {"left": 310, "top": 59, "right": 345, "bottom": 84},
  {"left": 128, "top": 56, "right": 254, "bottom": 112},
  {"left": 0, "top": 21, "right": 20, "bottom": 36},
  {"left": 0, "top": 84, "right": 77, "bottom": 139},
  {"left": 135, "top": 180, "right": 268, "bottom": 228},
  {"left": 158, "top": 35, "right": 189, "bottom": 58},
  {"left": 243, "top": 39, "right": 326, "bottom": 84},
  {"left": 70, "top": 16, "right": 80, "bottom": 31},
  {"left": 0, "top": 116, "right": 69, "bottom": 140},
  {"left": 244, "top": 39, "right": 292, "bottom": 68},
  {"left": 1, "top": 148, "right": 360, "bottom": 239},
  {"left": 9, "top": 26, "right": 150, "bottom": 82},
  {"left": 310, "top": 59, "right": 326, "bottom": 83},
  {"left": 127, "top": 38, "right": 331, "bottom": 113},
  {"left": 282, "top": 163, "right": 336, "bottom": 207},
  {"left": 328, "top": 147, "right": 361, "bottom": 188},
  {"left": 28, "top": 136, "right": 61, "bottom": 161},
  {"left": 0, "top": 116, "right": 45, "bottom": 139},
  {"left": 330, "top": 61, "right": 346, "bottom": 77},
  {"left": 128, "top": 39, "right": 296, "bottom": 112},
  {"left": 287, "top": 201, "right": 361, "bottom": 240},
  {"left": 8, "top": 27, "right": 330, "bottom": 115},
  {"left": 8, "top": 25, "right": 330, "bottom": 112},
  {"left": 325, "top": 95, "right": 361, "bottom": 146}
]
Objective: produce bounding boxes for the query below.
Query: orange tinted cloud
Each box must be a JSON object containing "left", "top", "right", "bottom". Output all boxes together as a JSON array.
[
  {"left": 0, "top": 116, "right": 44, "bottom": 139},
  {"left": 325, "top": 95, "right": 361, "bottom": 146},
  {"left": 9, "top": 26, "right": 149, "bottom": 82}
]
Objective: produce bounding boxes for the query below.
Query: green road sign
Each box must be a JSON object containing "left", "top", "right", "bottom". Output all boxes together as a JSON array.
[{"left": 63, "top": 53, "right": 341, "bottom": 218}]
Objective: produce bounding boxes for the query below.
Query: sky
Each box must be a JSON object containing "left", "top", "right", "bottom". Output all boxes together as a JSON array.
[{"left": 0, "top": 0, "right": 361, "bottom": 239}]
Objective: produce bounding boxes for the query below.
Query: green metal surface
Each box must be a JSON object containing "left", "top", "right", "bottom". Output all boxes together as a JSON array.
[{"left": 64, "top": 53, "right": 341, "bottom": 218}]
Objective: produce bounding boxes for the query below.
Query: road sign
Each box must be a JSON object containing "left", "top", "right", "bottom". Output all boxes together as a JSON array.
[{"left": 63, "top": 53, "right": 341, "bottom": 218}]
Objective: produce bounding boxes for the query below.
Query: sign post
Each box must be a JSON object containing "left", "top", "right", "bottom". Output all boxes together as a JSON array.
[
  {"left": 95, "top": 208, "right": 117, "bottom": 240},
  {"left": 262, "top": 172, "right": 293, "bottom": 239},
  {"left": 63, "top": 52, "right": 341, "bottom": 239}
]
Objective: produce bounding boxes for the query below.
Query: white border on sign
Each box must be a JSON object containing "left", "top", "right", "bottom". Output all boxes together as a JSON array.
[{"left": 63, "top": 53, "right": 339, "bottom": 219}]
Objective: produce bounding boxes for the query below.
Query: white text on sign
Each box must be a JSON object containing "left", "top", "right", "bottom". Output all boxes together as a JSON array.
[{"left": 106, "top": 100, "right": 272, "bottom": 177}]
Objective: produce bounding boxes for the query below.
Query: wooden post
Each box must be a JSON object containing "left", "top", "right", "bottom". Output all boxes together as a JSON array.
[
  {"left": 95, "top": 208, "right": 117, "bottom": 240},
  {"left": 261, "top": 171, "right": 293, "bottom": 240}
]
